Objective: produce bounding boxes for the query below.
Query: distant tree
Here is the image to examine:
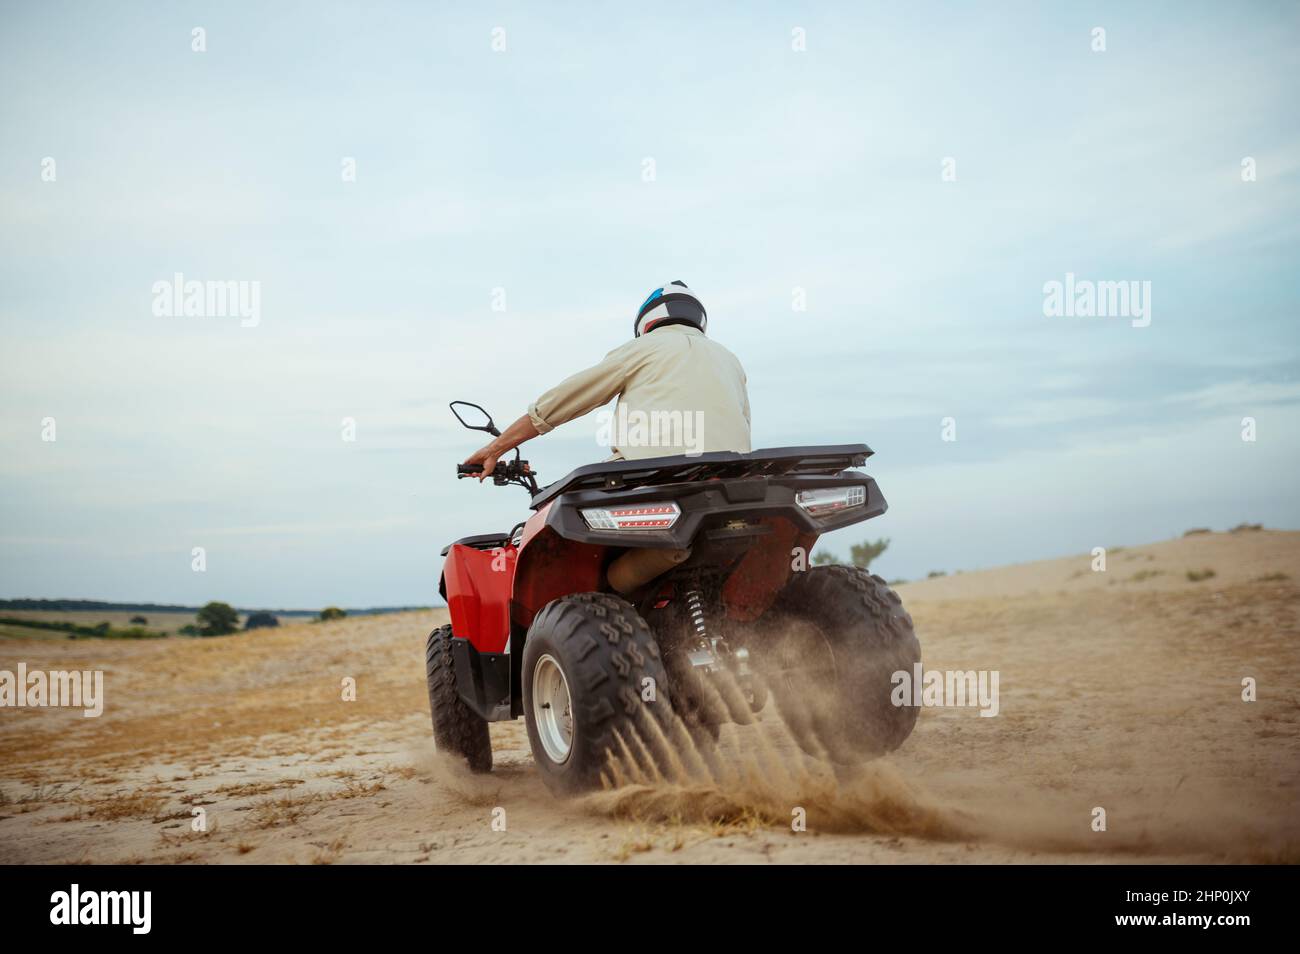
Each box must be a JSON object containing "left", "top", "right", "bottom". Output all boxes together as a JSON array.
[
  {"left": 244, "top": 612, "right": 279, "bottom": 631},
  {"left": 178, "top": 624, "right": 200, "bottom": 636},
  {"left": 811, "top": 551, "right": 837, "bottom": 566},
  {"left": 196, "top": 601, "right": 239, "bottom": 637},
  {"left": 130, "top": 615, "right": 148, "bottom": 625},
  {"left": 849, "top": 538, "right": 889, "bottom": 570},
  {"left": 319, "top": 606, "right": 347, "bottom": 622},
  {"left": 927, "top": 570, "right": 947, "bottom": 578}
]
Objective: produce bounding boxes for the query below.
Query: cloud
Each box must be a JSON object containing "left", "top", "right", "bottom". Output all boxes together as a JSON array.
[{"left": 1, "top": 2, "right": 1297, "bottom": 603}]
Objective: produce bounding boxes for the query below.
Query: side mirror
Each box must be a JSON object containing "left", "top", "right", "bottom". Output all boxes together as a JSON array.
[{"left": 450, "top": 401, "right": 501, "bottom": 437}]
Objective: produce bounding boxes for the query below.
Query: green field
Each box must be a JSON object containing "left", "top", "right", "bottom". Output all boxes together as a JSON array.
[
  {"left": 0, "top": 610, "right": 205, "bottom": 639},
  {"left": 0, "top": 607, "right": 416, "bottom": 640}
]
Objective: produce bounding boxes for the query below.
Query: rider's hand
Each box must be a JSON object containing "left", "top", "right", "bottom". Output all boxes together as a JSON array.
[{"left": 463, "top": 444, "right": 500, "bottom": 483}]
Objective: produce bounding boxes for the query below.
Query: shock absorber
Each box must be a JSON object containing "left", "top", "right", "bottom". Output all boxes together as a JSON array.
[
  {"left": 684, "top": 588, "right": 709, "bottom": 645},
  {"left": 682, "top": 586, "right": 719, "bottom": 671},
  {"left": 682, "top": 583, "right": 761, "bottom": 711}
]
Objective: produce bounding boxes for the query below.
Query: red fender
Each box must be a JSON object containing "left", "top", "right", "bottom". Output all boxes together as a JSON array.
[
  {"left": 511, "top": 502, "right": 606, "bottom": 629},
  {"left": 443, "top": 543, "right": 516, "bottom": 653}
]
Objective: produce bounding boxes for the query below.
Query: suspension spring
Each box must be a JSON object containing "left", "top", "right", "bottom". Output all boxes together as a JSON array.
[{"left": 684, "top": 588, "right": 708, "bottom": 644}]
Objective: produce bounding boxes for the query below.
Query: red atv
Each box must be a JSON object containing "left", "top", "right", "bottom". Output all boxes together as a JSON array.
[{"left": 425, "top": 401, "right": 920, "bottom": 794}]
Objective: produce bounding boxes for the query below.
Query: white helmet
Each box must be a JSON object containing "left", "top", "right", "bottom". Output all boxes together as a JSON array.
[{"left": 634, "top": 280, "right": 708, "bottom": 337}]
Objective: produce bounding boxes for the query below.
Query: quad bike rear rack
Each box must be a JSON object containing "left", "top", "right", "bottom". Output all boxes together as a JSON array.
[{"left": 528, "top": 443, "right": 873, "bottom": 510}]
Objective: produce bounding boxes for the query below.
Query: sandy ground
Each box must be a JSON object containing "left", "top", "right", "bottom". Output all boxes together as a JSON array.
[{"left": 1, "top": 528, "right": 1297, "bottom": 864}]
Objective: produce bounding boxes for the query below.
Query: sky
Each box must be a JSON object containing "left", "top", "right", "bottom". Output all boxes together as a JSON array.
[{"left": 1, "top": 1, "right": 1298, "bottom": 608}]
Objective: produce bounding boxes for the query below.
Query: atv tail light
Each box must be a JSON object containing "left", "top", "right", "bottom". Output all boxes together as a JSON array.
[
  {"left": 796, "top": 485, "right": 866, "bottom": 516},
  {"left": 581, "top": 501, "right": 681, "bottom": 531}
]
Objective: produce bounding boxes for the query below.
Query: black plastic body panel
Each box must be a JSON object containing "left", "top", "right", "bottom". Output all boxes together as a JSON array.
[
  {"left": 542, "top": 470, "right": 886, "bottom": 549},
  {"left": 529, "top": 444, "right": 873, "bottom": 511},
  {"left": 451, "top": 637, "right": 511, "bottom": 721}
]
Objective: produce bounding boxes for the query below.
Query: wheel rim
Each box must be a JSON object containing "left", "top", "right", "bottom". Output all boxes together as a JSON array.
[
  {"left": 768, "top": 618, "right": 839, "bottom": 692},
  {"left": 532, "top": 654, "right": 574, "bottom": 764}
]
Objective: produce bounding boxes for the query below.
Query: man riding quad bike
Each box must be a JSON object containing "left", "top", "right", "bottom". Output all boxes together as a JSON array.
[{"left": 425, "top": 282, "right": 920, "bottom": 794}]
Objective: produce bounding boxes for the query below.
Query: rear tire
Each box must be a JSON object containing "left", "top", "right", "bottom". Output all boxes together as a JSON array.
[
  {"left": 425, "top": 625, "right": 492, "bottom": 773},
  {"left": 755, "top": 566, "right": 920, "bottom": 761},
  {"left": 522, "top": 593, "right": 673, "bottom": 795}
]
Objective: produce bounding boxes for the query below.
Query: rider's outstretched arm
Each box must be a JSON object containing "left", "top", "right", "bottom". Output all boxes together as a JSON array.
[{"left": 463, "top": 343, "right": 633, "bottom": 482}]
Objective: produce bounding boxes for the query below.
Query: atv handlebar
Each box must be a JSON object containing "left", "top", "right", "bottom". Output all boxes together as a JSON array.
[
  {"left": 450, "top": 400, "right": 540, "bottom": 495},
  {"left": 457, "top": 461, "right": 525, "bottom": 479},
  {"left": 456, "top": 458, "right": 539, "bottom": 495}
]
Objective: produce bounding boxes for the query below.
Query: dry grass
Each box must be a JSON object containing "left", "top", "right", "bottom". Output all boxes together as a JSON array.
[
  {"left": 249, "top": 793, "right": 321, "bottom": 829},
  {"left": 332, "top": 779, "right": 386, "bottom": 799},
  {"left": 1, "top": 781, "right": 80, "bottom": 808},
  {"left": 703, "top": 806, "right": 772, "bottom": 837},
  {"left": 310, "top": 838, "right": 347, "bottom": 864},
  {"left": 55, "top": 791, "right": 166, "bottom": 823},
  {"left": 213, "top": 779, "right": 305, "bottom": 798},
  {"left": 612, "top": 828, "right": 658, "bottom": 861},
  {"left": 0, "top": 610, "right": 441, "bottom": 770}
]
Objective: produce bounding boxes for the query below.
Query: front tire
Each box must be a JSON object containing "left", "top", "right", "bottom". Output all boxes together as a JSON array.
[
  {"left": 755, "top": 566, "right": 920, "bottom": 762},
  {"left": 425, "top": 625, "right": 492, "bottom": 773},
  {"left": 522, "top": 593, "right": 672, "bottom": 795}
]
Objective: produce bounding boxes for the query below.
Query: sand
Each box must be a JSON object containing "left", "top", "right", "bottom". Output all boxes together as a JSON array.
[{"left": 1, "top": 528, "right": 1296, "bottom": 864}]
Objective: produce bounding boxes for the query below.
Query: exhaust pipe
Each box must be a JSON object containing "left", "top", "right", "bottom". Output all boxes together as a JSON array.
[{"left": 607, "top": 547, "right": 691, "bottom": 595}]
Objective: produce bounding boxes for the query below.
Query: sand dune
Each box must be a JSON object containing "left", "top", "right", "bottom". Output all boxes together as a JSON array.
[{"left": 1, "top": 529, "right": 1296, "bottom": 864}]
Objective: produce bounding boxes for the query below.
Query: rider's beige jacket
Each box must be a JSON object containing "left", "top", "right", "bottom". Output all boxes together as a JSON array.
[{"left": 527, "top": 324, "right": 751, "bottom": 460}]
